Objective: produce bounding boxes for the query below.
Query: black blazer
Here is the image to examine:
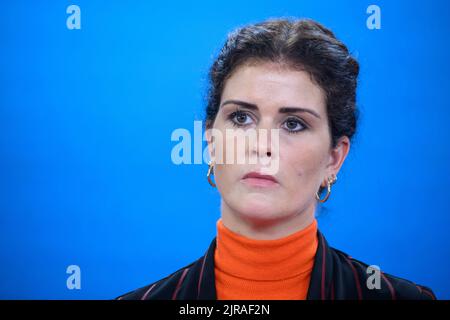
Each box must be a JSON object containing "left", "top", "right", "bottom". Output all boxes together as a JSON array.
[{"left": 116, "top": 230, "right": 436, "bottom": 300}]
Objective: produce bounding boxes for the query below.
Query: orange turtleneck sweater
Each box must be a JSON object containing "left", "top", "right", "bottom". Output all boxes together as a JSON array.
[{"left": 214, "top": 218, "right": 318, "bottom": 300}]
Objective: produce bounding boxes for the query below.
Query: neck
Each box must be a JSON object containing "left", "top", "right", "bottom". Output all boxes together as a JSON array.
[
  {"left": 214, "top": 216, "right": 318, "bottom": 282},
  {"left": 220, "top": 199, "right": 316, "bottom": 240}
]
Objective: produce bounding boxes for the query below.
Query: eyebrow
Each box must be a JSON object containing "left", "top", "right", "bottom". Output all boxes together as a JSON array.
[{"left": 220, "top": 99, "right": 321, "bottom": 119}]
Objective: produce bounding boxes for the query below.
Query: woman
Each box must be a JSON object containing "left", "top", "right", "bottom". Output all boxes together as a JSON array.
[{"left": 117, "top": 17, "right": 436, "bottom": 300}]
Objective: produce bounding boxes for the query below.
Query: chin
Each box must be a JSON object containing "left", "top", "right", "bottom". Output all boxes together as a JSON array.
[{"left": 235, "top": 197, "right": 285, "bottom": 223}]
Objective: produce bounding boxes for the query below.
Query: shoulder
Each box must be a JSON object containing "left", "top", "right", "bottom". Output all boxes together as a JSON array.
[
  {"left": 115, "top": 237, "right": 217, "bottom": 300},
  {"left": 330, "top": 246, "right": 437, "bottom": 300},
  {"left": 115, "top": 260, "right": 197, "bottom": 300}
]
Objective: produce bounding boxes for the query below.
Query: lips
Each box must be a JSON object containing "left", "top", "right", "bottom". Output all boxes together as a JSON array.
[
  {"left": 241, "top": 171, "right": 279, "bottom": 188},
  {"left": 243, "top": 172, "right": 278, "bottom": 183}
]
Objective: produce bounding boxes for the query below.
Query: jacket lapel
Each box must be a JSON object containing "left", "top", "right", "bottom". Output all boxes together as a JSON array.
[
  {"left": 196, "top": 238, "right": 217, "bottom": 300},
  {"left": 306, "top": 231, "right": 335, "bottom": 300}
]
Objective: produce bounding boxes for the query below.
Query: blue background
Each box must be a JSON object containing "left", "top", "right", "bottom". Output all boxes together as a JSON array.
[{"left": 1, "top": 0, "right": 449, "bottom": 299}]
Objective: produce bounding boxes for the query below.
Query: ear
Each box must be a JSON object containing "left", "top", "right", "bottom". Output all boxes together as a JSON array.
[
  {"left": 325, "top": 136, "right": 350, "bottom": 182},
  {"left": 205, "top": 124, "right": 215, "bottom": 162}
]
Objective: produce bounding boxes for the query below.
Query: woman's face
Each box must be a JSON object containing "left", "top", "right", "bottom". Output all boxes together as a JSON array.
[{"left": 207, "top": 61, "right": 349, "bottom": 223}]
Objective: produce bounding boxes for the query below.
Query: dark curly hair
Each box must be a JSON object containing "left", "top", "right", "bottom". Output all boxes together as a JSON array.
[{"left": 204, "top": 17, "right": 360, "bottom": 196}]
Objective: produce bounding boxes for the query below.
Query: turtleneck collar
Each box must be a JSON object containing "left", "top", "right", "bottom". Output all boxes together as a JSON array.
[{"left": 214, "top": 217, "right": 318, "bottom": 281}]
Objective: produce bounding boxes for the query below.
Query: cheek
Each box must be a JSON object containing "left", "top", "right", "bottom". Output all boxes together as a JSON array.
[
  {"left": 213, "top": 129, "right": 254, "bottom": 165},
  {"left": 209, "top": 123, "right": 242, "bottom": 162},
  {"left": 281, "top": 141, "right": 326, "bottom": 184},
  {"left": 214, "top": 163, "right": 235, "bottom": 193}
]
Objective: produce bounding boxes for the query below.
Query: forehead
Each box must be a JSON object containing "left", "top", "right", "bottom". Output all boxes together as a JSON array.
[{"left": 221, "top": 62, "right": 326, "bottom": 114}]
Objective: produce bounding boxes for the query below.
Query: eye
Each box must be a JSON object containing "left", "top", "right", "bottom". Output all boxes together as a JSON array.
[
  {"left": 282, "top": 117, "right": 307, "bottom": 133},
  {"left": 228, "top": 110, "right": 253, "bottom": 127}
]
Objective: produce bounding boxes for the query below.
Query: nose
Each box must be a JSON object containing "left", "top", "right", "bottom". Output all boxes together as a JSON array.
[{"left": 249, "top": 119, "right": 273, "bottom": 159}]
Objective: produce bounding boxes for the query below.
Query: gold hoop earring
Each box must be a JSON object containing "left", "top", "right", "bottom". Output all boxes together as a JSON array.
[
  {"left": 315, "top": 175, "right": 337, "bottom": 203},
  {"left": 206, "top": 161, "right": 216, "bottom": 188}
]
